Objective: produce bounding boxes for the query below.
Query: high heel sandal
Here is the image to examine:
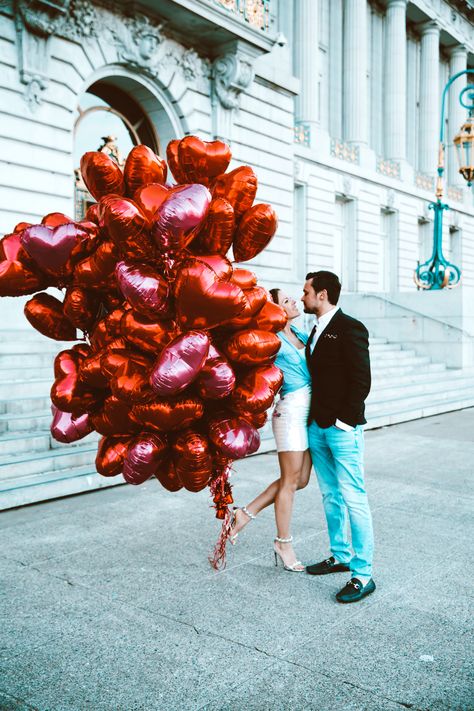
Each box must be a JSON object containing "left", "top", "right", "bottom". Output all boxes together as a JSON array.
[
  {"left": 229, "top": 505, "right": 256, "bottom": 545},
  {"left": 273, "top": 536, "right": 305, "bottom": 572}
]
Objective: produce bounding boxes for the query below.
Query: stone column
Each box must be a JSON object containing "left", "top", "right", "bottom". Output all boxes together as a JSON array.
[
  {"left": 293, "top": 0, "right": 319, "bottom": 145},
  {"left": 384, "top": 0, "right": 407, "bottom": 160},
  {"left": 418, "top": 20, "right": 440, "bottom": 175},
  {"left": 343, "top": 0, "right": 368, "bottom": 144},
  {"left": 448, "top": 45, "right": 467, "bottom": 186}
]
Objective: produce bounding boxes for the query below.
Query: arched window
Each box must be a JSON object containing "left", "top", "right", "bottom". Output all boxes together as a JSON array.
[{"left": 74, "top": 80, "right": 159, "bottom": 218}]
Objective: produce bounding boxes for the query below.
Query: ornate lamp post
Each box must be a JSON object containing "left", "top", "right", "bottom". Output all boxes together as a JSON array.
[{"left": 414, "top": 69, "right": 474, "bottom": 290}]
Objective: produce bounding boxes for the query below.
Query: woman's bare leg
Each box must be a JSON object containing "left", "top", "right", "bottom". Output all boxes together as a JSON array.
[{"left": 273, "top": 450, "right": 307, "bottom": 568}]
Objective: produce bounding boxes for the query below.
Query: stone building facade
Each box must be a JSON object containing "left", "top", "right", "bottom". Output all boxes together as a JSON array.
[{"left": 0, "top": 0, "right": 473, "bottom": 507}]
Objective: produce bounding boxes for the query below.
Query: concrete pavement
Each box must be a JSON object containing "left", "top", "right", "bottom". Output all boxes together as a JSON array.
[{"left": 1, "top": 409, "right": 473, "bottom": 711}]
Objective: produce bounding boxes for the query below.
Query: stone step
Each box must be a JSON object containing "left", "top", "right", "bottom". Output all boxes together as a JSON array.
[
  {"left": 371, "top": 362, "right": 446, "bottom": 383},
  {"left": 0, "top": 443, "right": 98, "bottom": 481},
  {"left": 0, "top": 395, "right": 52, "bottom": 415},
  {"left": 0, "top": 378, "right": 52, "bottom": 399},
  {"left": 0, "top": 429, "right": 100, "bottom": 457},
  {"left": 369, "top": 353, "right": 428, "bottom": 367},
  {"left": 0, "top": 366, "right": 53, "bottom": 381},
  {"left": 368, "top": 342, "right": 403, "bottom": 352},
  {"left": 369, "top": 361, "right": 439, "bottom": 377},
  {"left": 368, "top": 370, "right": 474, "bottom": 403},
  {"left": 0, "top": 410, "right": 51, "bottom": 434},
  {"left": 366, "top": 398, "right": 474, "bottom": 430},
  {"left": 367, "top": 383, "right": 474, "bottom": 419}
]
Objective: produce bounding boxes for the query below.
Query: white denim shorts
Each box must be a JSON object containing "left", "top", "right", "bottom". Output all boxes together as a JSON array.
[{"left": 271, "top": 384, "right": 311, "bottom": 452}]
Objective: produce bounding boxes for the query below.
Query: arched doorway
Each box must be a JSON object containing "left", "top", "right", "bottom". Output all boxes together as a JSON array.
[{"left": 73, "top": 71, "right": 183, "bottom": 218}]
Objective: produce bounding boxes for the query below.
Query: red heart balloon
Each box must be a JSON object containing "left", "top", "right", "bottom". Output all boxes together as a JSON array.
[
  {"left": 134, "top": 183, "right": 170, "bottom": 221},
  {"left": 222, "top": 286, "right": 267, "bottom": 331},
  {"left": 100, "top": 196, "right": 154, "bottom": 261},
  {"left": 121, "top": 311, "right": 178, "bottom": 355},
  {"left": 166, "top": 139, "right": 187, "bottom": 184},
  {"left": 196, "top": 350, "right": 235, "bottom": 400},
  {"left": 222, "top": 329, "right": 281, "bottom": 365},
  {"left": 155, "top": 457, "right": 183, "bottom": 491},
  {"left": 51, "top": 349, "right": 100, "bottom": 415},
  {"left": 74, "top": 240, "right": 119, "bottom": 288},
  {"left": 24, "top": 293, "right": 77, "bottom": 341},
  {"left": 233, "top": 203, "right": 278, "bottom": 262},
  {"left": 212, "top": 166, "right": 257, "bottom": 218},
  {"left": 178, "top": 136, "right": 232, "bottom": 186},
  {"left": 41, "top": 212, "right": 73, "bottom": 227},
  {"left": 247, "top": 300, "right": 287, "bottom": 333},
  {"left": 63, "top": 286, "right": 100, "bottom": 332},
  {"left": 80, "top": 151, "right": 125, "bottom": 200},
  {"left": 193, "top": 198, "right": 235, "bottom": 255},
  {"left": 231, "top": 370, "right": 275, "bottom": 414},
  {"left": 174, "top": 260, "right": 246, "bottom": 330},
  {"left": 0, "top": 256, "right": 46, "bottom": 297},
  {"left": 79, "top": 348, "right": 111, "bottom": 389},
  {"left": 131, "top": 395, "right": 204, "bottom": 432},
  {"left": 231, "top": 268, "right": 257, "bottom": 290},
  {"left": 173, "top": 429, "right": 213, "bottom": 492},
  {"left": 110, "top": 357, "right": 154, "bottom": 405},
  {"left": 91, "top": 395, "right": 138, "bottom": 436},
  {"left": 96, "top": 435, "right": 131, "bottom": 477},
  {"left": 50, "top": 405, "right": 93, "bottom": 443},
  {"left": 124, "top": 145, "right": 167, "bottom": 196},
  {"left": 150, "top": 330, "right": 210, "bottom": 396},
  {"left": 123, "top": 432, "right": 168, "bottom": 485},
  {"left": 151, "top": 184, "right": 211, "bottom": 261},
  {"left": 255, "top": 363, "right": 284, "bottom": 394}
]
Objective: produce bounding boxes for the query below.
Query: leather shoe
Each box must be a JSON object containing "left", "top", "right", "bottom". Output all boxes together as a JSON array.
[
  {"left": 336, "top": 577, "right": 376, "bottom": 603},
  {"left": 306, "top": 556, "right": 350, "bottom": 576}
]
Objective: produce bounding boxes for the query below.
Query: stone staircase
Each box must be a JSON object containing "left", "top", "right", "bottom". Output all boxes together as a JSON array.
[{"left": 0, "top": 331, "right": 473, "bottom": 511}]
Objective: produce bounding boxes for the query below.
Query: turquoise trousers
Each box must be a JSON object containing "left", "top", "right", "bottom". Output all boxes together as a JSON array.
[{"left": 308, "top": 422, "right": 374, "bottom": 579}]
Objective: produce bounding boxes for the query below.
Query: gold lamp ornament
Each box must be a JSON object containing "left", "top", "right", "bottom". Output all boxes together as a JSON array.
[{"left": 453, "top": 114, "right": 474, "bottom": 186}]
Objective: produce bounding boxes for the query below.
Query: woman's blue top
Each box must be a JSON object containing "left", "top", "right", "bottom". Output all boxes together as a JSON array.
[{"left": 275, "top": 325, "right": 311, "bottom": 396}]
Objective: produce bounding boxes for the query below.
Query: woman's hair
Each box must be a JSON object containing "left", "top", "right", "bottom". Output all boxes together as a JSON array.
[{"left": 269, "top": 288, "right": 281, "bottom": 305}]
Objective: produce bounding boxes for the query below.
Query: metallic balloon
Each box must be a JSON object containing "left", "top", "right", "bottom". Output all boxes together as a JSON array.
[
  {"left": 151, "top": 183, "right": 211, "bottom": 258},
  {"left": 0, "top": 233, "right": 46, "bottom": 297},
  {"left": 21, "top": 223, "right": 87, "bottom": 277},
  {"left": 50, "top": 404, "right": 93, "bottom": 443},
  {"left": 120, "top": 311, "right": 178, "bottom": 355},
  {"left": 173, "top": 429, "right": 213, "bottom": 492},
  {"left": 196, "top": 350, "right": 235, "bottom": 399},
  {"left": 155, "top": 457, "right": 183, "bottom": 492},
  {"left": 124, "top": 145, "right": 167, "bottom": 196},
  {"left": 150, "top": 330, "right": 210, "bottom": 396},
  {"left": 247, "top": 300, "right": 287, "bottom": 333},
  {"left": 131, "top": 395, "right": 204, "bottom": 432},
  {"left": 100, "top": 196, "right": 154, "bottom": 261},
  {"left": 74, "top": 240, "right": 119, "bottom": 289},
  {"left": 116, "top": 261, "right": 171, "bottom": 320},
  {"left": 166, "top": 139, "right": 187, "bottom": 184},
  {"left": 51, "top": 348, "right": 100, "bottom": 415},
  {"left": 63, "top": 286, "right": 100, "bottom": 332},
  {"left": 91, "top": 395, "right": 138, "bottom": 436},
  {"left": 208, "top": 416, "right": 260, "bottom": 458},
  {"left": 212, "top": 166, "right": 257, "bottom": 218},
  {"left": 24, "top": 293, "right": 77, "bottom": 341},
  {"left": 231, "top": 268, "right": 257, "bottom": 290},
  {"left": 177, "top": 136, "right": 232, "bottom": 185},
  {"left": 133, "top": 183, "right": 170, "bottom": 221},
  {"left": 80, "top": 151, "right": 125, "bottom": 200},
  {"left": 193, "top": 197, "right": 234, "bottom": 255},
  {"left": 222, "top": 329, "right": 281, "bottom": 365},
  {"left": 174, "top": 259, "right": 246, "bottom": 330},
  {"left": 41, "top": 212, "right": 73, "bottom": 227},
  {"left": 233, "top": 203, "right": 278, "bottom": 262},
  {"left": 96, "top": 435, "right": 130, "bottom": 477},
  {"left": 231, "top": 370, "right": 274, "bottom": 414},
  {"left": 123, "top": 432, "right": 168, "bottom": 485}
]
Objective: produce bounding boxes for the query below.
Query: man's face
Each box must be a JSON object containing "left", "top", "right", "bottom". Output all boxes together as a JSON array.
[{"left": 301, "top": 280, "right": 320, "bottom": 314}]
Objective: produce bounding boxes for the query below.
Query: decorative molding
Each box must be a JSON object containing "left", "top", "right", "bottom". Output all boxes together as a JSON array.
[
  {"left": 294, "top": 159, "right": 311, "bottom": 184},
  {"left": 294, "top": 123, "right": 310, "bottom": 147},
  {"left": 212, "top": 50, "right": 254, "bottom": 110},
  {"left": 376, "top": 157, "right": 401, "bottom": 180},
  {"left": 330, "top": 138, "right": 360, "bottom": 165},
  {"left": 415, "top": 172, "right": 435, "bottom": 192},
  {"left": 213, "top": 0, "right": 271, "bottom": 32},
  {"left": 447, "top": 186, "right": 463, "bottom": 203}
]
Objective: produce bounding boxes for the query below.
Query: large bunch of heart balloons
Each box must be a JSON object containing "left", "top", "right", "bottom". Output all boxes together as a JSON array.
[{"left": 0, "top": 136, "right": 286, "bottom": 567}]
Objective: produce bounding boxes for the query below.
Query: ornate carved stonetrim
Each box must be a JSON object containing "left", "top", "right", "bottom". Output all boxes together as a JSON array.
[
  {"left": 212, "top": 51, "right": 254, "bottom": 110},
  {"left": 294, "top": 123, "right": 310, "bottom": 147},
  {"left": 376, "top": 157, "right": 401, "bottom": 180},
  {"left": 330, "top": 138, "right": 360, "bottom": 165},
  {"left": 415, "top": 172, "right": 435, "bottom": 192}
]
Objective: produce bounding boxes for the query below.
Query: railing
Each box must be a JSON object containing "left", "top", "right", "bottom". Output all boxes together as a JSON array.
[{"left": 213, "top": 0, "right": 271, "bottom": 31}]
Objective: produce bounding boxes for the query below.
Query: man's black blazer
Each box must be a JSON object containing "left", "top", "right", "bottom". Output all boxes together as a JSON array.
[{"left": 305, "top": 309, "right": 371, "bottom": 429}]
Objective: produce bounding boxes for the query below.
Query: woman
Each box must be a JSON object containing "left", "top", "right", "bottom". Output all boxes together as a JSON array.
[{"left": 230, "top": 289, "right": 312, "bottom": 571}]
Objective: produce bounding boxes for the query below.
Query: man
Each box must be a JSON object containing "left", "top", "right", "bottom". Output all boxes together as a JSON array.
[{"left": 301, "top": 271, "right": 375, "bottom": 603}]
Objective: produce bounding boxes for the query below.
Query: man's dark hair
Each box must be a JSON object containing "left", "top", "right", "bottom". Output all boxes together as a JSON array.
[{"left": 305, "top": 271, "right": 341, "bottom": 305}]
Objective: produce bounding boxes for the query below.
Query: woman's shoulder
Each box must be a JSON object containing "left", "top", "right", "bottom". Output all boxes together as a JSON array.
[{"left": 290, "top": 325, "right": 309, "bottom": 344}]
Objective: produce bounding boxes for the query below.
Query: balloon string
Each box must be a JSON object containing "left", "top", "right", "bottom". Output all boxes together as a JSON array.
[
  {"left": 208, "top": 461, "right": 234, "bottom": 570},
  {"left": 209, "top": 507, "right": 232, "bottom": 571}
]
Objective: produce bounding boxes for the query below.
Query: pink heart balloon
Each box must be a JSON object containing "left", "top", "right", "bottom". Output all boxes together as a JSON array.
[
  {"left": 50, "top": 405, "right": 93, "bottom": 443},
  {"left": 150, "top": 330, "right": 210, "bottom": 396},
  {"left": 196, "top": 349, "right": 235, "bottom": 399},
  {"left": 151, "top": 184, "right": 211, "bottom": 256},
  {"left": 122, "top": 432, "right": 168, "bottom": 485},
  {"left": 208, "top": 416, "right": 260, "bottom": 458},
  {"left": 115, "top": 261, "right": 171, "bottom": 320},
  {"left": 21, "top": 223, "right": 85, "bottom": 274}
]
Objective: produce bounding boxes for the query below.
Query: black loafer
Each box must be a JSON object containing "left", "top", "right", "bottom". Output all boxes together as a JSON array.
[
  {"left": 306, "top": 556, "right": 351, "bottom": 576},
  {"left": 336, "top": 577, "right": 376, "bottom": 603}
]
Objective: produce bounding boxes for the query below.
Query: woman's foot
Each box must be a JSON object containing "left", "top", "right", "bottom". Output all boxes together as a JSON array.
[
  {"left": 273, "top": 537, "right": 305, "bottom": 572},
  {"left": 229, "top": 506, "right": 255, "bottom": 544}
]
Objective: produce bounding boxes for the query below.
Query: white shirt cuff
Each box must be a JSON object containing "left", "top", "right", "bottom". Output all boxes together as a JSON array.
[{"left": 335, "top": 419, "right": 354, "bottom": 431}]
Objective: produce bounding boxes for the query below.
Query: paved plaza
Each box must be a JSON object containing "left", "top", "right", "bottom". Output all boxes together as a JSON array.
[{"left": 1, "top": 409, "right": 473, "bottom": 711}]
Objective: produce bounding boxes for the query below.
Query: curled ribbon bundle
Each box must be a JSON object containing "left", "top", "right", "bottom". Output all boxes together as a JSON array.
[{"left": 0, "top": 136, "right": 284, "bottom": 569}]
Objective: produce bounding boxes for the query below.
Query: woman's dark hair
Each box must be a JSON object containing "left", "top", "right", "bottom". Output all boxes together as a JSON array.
[
  {"left": 269, "top": 288, "right": 281, "bottom": 305},
  {"left": 305, "top": 271, "right": 341, "bottom": 305}
]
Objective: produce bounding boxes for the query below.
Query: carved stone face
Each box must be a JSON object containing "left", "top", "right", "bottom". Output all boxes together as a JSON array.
[{"left": 139, "top": 33, "right": 159, "bottom": 61}]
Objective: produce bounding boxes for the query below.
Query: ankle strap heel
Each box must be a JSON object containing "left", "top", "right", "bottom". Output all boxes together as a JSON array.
[{"left": 274, "top": 535, "right": 293, "bottom": 544}]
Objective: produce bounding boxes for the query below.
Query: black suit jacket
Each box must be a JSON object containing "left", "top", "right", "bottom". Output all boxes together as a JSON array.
[{"left": 305, "top": 309, "right": 371, "bottom": 428}]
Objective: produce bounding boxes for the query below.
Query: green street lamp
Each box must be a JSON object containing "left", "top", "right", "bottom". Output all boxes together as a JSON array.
[{"left": 414, "top": 69, "right": 474, "bottom": 290}]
